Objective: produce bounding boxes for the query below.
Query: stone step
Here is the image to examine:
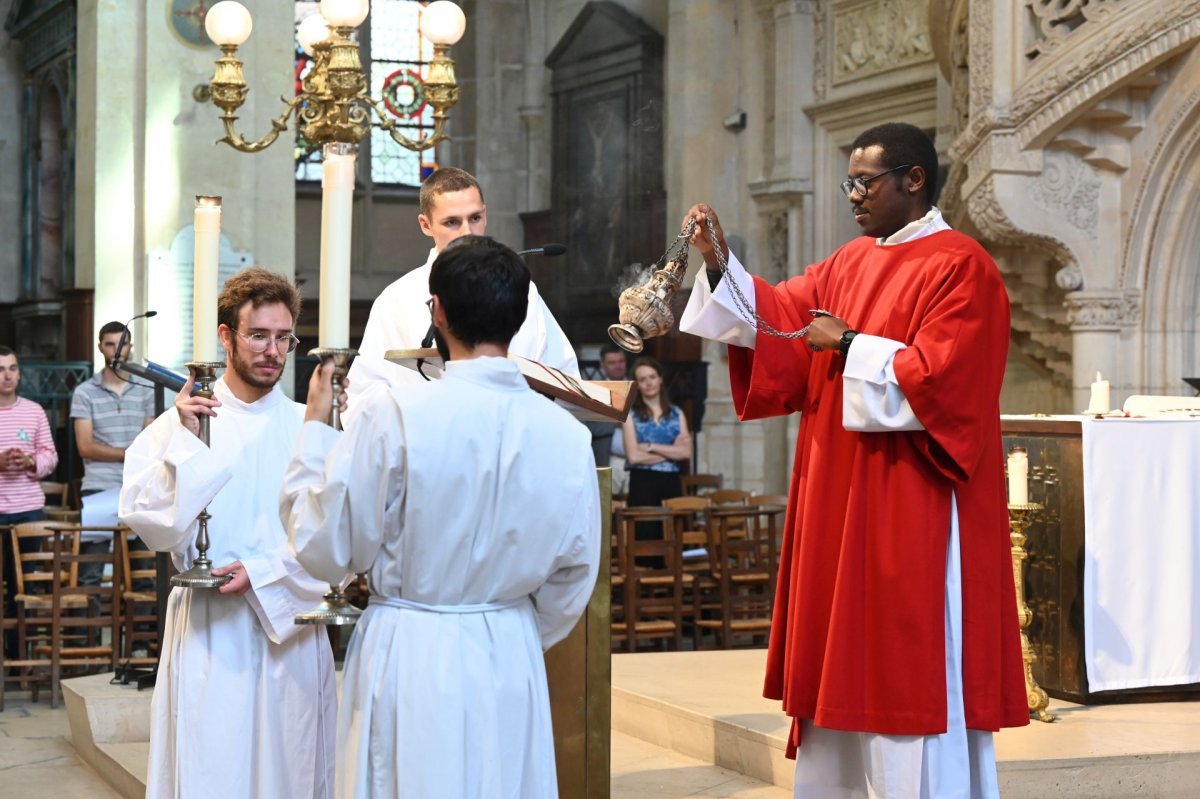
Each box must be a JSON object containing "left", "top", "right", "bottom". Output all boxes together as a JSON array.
[
  {"left": 612, "top": 649, "right": 1200, "bottom": 798},
  {"left": 612, "top": 729, "right": 790, "bottom": 798}
]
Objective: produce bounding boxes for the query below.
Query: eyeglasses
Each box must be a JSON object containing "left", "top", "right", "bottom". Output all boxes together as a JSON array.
[
  {"left": 233, "top": 330, "right": 300, "bottom": 354},
  {"left": 840, "top": 164, "right": 914, "bottom": 198}
]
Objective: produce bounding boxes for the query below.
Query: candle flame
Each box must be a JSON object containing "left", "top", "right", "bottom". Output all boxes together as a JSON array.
[{"left": 1095, "top": 371, "right": 1102, "bottom": 382}]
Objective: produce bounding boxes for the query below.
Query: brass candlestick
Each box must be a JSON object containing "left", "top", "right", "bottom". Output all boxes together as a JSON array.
[
  {"left": 295, "top": 347, "right": 362, "bottom": 626},
  {"left": 172, "top": 362, "right": 234, "bottom": 590},
  {"left": 1008, "top": 502, "right": 1054, "bottom": 722}
]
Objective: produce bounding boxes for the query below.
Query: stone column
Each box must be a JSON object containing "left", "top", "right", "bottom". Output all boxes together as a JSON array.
[{"left": 1065, "top": 291, "right": 1139, "bottom": 411}]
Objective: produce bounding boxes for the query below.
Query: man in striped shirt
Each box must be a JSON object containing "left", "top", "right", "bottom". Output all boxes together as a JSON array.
[
  {"left": 70, "top": 322, "right": 155, "bottom": 591},
  {"left": 1, "top": 345, "right": 59, "bottom": 656}
]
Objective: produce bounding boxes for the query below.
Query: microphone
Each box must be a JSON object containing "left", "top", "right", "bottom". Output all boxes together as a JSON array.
[
  {"left": 112, "top": 310, "right": 158, "bottom": 370},
  {"left": 518, "top": 243, "right": 566, "bottom": 257}
]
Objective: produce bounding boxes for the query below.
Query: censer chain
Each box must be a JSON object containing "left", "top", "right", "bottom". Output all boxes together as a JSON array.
[{"left": 689, "top": 217, "right": 810, "bottom": 340}]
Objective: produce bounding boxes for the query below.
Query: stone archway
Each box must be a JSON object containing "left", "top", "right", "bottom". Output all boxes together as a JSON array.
[{"left": 1124, "top": 92, "right": 1200, "bottom": 394}]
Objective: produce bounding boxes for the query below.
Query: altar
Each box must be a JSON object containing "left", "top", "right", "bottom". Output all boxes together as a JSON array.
[{"left": 1002, "top": 416, "right": 1200, "bottom": 703}]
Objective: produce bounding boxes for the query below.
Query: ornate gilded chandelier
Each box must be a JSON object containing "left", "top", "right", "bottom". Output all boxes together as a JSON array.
[{"left": 203, "top": 0, "right": 466, "bottom": 154}]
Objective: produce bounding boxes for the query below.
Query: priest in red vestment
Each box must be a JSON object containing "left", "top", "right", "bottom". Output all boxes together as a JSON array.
[{"left": 679, "top": 123, "right": 1027, "bottom": 798}]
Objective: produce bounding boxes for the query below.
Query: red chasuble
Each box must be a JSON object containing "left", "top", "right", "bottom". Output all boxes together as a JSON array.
[{"left": 728, "top": 230, "right": 1029, "bottom": 756}]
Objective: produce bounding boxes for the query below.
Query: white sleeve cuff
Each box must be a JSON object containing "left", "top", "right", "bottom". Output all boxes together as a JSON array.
[
  {"left": 679, "top": 251, "right": 758, "bottom": 349},
  {"left": 842, "top": 334, "right": 924, "bottom": 432}
]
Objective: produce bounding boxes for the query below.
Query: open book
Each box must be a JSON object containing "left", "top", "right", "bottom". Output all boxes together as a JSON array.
[{"left": 384, "top": 348, "right": 634, "bottom": 423}]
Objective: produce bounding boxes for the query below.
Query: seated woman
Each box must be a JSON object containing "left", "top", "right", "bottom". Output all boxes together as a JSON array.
[{"left": 622, "top": 357, "right": 692, "bottom": 521}]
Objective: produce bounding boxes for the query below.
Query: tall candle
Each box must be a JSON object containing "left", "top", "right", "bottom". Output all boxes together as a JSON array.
[
  {"left": 193, "top": 195, "right": 222, "bottom": 363},
  {"left": 319, "top": 142, "right": 356, "bottom": 349},
  {"left": 1007, "top": 447, "right": 1028, "bottom": 506},
  {"left": 1086, "top": 371, "right": 1110, "bottom": 415}
]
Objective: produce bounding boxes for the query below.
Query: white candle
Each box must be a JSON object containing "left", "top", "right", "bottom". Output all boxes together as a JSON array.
[
  {"left": 1086, "top": 371, "right": 1110, "bottom": 415},
  {"left": 319, "top": 142, "right": 356, "bottom": 349},
  {"left": 193, "top": 196, "right": 222, "bottom": 363},
  {"left": 1007, "top": 448, "right": 1028, "bottom": 506}
]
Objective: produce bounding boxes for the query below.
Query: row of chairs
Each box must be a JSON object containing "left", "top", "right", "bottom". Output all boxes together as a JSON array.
[
  {"left": 1, "top": 522, "right": 158, "bottom": 709},
  {"left": 610, "top": 492, "right": 787, "bottom": 652}
]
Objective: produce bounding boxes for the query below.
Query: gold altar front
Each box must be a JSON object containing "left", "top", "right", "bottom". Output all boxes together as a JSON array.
[{"left": 545, "top": 467, "right": 611, "bottom": 798}]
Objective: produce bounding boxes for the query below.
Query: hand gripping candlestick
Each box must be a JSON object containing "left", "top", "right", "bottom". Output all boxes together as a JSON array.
[
  {"left": 610, "top": 216, "right": 813, "bottom": 353},
  {"left": 171, "top": 366, "right": 232, "bottom": 589},
  {"left": 294, "top": 349, "right": 360, "bottom": 625}
]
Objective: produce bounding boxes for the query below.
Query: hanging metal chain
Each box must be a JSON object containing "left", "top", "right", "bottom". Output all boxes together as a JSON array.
[{"left": 689, "top": 216, "right": 813, "bottom": 340}]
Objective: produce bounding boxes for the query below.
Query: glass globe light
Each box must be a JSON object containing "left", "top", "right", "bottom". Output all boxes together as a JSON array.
[
  {"left": 205, "top": 1, "right": 254, "bottom": 47},
  {"left": 320, "top": 0, "right": 370, "bottom": 29},
  {"left": 420, "top": 1, "right": 466, "bottom": 46},
  {"left": 297, "top": 14, "right": 331, "bottom": 56}
]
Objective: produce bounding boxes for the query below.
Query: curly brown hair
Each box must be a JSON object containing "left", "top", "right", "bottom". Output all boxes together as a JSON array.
[{"left": 217, "top": 267, "right": 302, "bottom": 331}]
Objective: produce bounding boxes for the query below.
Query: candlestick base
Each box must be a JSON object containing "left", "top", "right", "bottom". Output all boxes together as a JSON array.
[
  {"left": 171, "top": 554, "right": 233, "bottom": 589},
  {"left": 294, "top": 586, "right": 363, "bottom": 626}
]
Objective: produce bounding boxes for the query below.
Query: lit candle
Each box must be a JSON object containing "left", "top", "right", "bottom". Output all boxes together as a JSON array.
[
  {"left": 193, "top": 195, "right": 222, "bottom": 363},
  {"left": 319, "top": 142, "right": 355, "bottom": 349},
  {"left": 1007, "top": 447, "right": 1028, "bottom": 506},
  {"left": 1086, "top": 370, "right": 1110, "bottom": 415}
]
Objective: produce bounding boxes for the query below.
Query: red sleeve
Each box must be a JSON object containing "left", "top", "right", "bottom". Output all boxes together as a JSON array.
[
  {"left": 728, "top": 273, "right": 818, "bottom": 421},
  {"left": 892, "top": 248, "right": 1010, "bottom": 482}
]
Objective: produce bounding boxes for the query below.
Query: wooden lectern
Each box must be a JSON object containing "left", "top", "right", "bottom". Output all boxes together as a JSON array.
[{"left": 545, "top": 467, "right": 612, "bottom": 799}]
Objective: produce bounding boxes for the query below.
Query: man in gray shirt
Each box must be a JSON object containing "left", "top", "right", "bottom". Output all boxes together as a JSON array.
[{"left": 70, "top": 321, "right": 155, "bottom": 588}]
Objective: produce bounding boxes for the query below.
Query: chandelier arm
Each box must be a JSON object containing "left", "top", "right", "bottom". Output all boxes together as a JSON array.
[
  {"left": 364, "top": 97, "right": 449, "bottom": 153},
  {"left": 217, "top": 95, "right": 305, "bottom": 154}
]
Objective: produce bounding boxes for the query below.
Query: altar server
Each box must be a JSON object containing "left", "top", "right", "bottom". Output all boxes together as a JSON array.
[
  {"left": 344, "top": 167, "right": 577, "bottom": 428},
  {"left": 282, "top": 236, "right": 600, "bottom": 799},
  {"left": 680, "top": 123, "right": 1027, "bottom": 797},
  {"left": 120, "top": 268, "right": 335, "bottom": 799}
]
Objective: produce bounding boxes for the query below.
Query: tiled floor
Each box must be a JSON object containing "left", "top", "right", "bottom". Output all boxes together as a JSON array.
[{"left": 0, "top": 692, "right": 120, "bottom": 799}]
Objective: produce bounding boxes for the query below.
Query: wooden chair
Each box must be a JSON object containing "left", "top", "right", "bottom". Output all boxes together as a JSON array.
[
  {"left": 4, "top": 522, "right": 119, "bottom": 708},
  {"left": 116, "top": 529, "right": 158, "bottom": 667},
  {"left": 694, "top": 504, "right": 785, "bottom": 648},
  {"left": 680, "top": 473, "right": 723, "bottom": 496},
  {"left": 748, "top": 494, "right": 788, "bottom": 508},
  {"left": 611, "top": 507, "right": 692, "bottom": 652},
  {"left": 708, "top": 489, "right": 751, "bottom": 506},
  {"left": 40, "top": 481, "right": 79, "bottom": 523}
]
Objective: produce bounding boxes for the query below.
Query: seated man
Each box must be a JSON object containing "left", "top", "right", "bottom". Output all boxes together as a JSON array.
[
  {"left": 282, "top": 236, "right": 601, "bottom": 799},
  {"left": 345, "top": 167, "right": 578, "bottom": 427}
]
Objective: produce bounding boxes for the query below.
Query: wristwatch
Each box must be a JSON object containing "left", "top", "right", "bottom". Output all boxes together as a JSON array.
[{"left": 838, "top": 329, "right": 858, "bottom": 357}]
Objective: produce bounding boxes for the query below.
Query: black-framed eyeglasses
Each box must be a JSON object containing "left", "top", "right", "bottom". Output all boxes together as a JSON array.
[
  {"left": 840, "top": 164, "right": 914, "bottom": 198},
  {"left": 233, "top": 330, "right": 300, "bottom": 354}
]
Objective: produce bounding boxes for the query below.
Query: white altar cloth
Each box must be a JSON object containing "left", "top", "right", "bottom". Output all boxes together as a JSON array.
[{"left": 1082, "top": 417, "right": 1200, "bottom": 691}]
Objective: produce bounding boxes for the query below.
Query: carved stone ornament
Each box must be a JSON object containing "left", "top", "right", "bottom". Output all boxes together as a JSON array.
[
  {"left": 965, "top": 176, "right": 1075, "bottom": 266},
  {"left": 1064, "top": 292, "right": 1141, "bottom": 329},
  {"left": 831, "top": 0, "right": 933, "bottom": 85},
  {"left": 1055, "top": 265, "right": 1084, "bottom": 291},
  {"left": 1027, "top": 151, "right": 1101, "bottom": 233},
  {"left": 1025, "top": 0, "right": 1121, "bottom": 59}
]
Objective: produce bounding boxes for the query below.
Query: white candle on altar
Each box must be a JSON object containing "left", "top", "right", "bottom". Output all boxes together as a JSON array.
[
  {"left": 319, "top": 142, "right": 356, "bottom": 349},
  {"left": 1007, "top": 447, "right": 1028, "bottom": 506},
  {"left": 1086, "top": 370, "right": 1110, "bottom": 415},
  {"left": 193, "top": 196, "right": 222, "bottom": 363}
]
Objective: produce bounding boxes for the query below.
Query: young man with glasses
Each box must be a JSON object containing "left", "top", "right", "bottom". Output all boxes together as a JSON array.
[
  {"left": 120, "top": 267, "right": 336, "bottom": 799},
  {"left": 680, "top": 123, "right": 1026, "bottom": 797}
]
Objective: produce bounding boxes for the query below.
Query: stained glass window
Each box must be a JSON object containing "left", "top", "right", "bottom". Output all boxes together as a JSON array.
[{"left": 293, "top": 0, "right": 440, "bottom": 186}]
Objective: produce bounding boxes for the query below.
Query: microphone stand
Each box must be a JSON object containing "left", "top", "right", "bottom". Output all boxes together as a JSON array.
[{"left": 110, "top": 355, "right": 190, "bottom": 690}]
